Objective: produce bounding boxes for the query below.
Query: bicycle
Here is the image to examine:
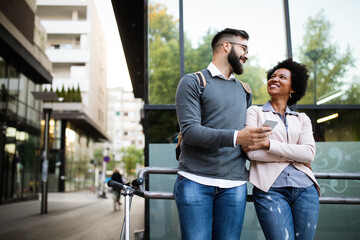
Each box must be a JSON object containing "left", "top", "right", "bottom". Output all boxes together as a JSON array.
[{"left": 108, "top": 178, "right": 144, "bottom": 240}]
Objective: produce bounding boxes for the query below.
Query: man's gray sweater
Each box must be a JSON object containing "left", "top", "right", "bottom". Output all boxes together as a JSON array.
[{"left": 175, "top": 69, "right": 251, "bottom": 180}]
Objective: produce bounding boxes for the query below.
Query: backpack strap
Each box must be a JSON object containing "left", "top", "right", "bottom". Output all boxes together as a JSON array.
[
  {"left": 195, "top": 71, "right": 206, "bottom": 93},
  {"left": 176, "top": 71, "right": 206, "bottom": 160},
  {"left": 239, "top": 80, "right": 252, "bottom": 108},
  {"left": 239, "top": 81, "right": 252, "bottom": 94}
]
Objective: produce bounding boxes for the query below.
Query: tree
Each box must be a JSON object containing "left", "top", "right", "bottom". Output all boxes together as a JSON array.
[
  {"left": 76, "top": 84, "right": 82, "bottom": 102},
  {"left": 60, "top": 85, "right": 66, "bottom": 101},
  {"left": 120, "top": 145, "right": 144, "bottom": 177},
  {"left": 297, "top": 10, "right": 355, "bottom": 104},
  {"left": 93, "top": 147, "right": 103, "bottom": 165},
  {"left": 238, "top": 58, "right": 268, "bottom": 105},
  {"left": 148, "top": 3, "right": 180, "bottom": 104},
  {"left": 148, "top": 3, "right": 271, "bottom": 106}
]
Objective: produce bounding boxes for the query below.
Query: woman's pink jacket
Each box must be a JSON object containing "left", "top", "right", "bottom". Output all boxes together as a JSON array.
[{"left": 245, "top": 105, "right": 320, "bottom": 195}]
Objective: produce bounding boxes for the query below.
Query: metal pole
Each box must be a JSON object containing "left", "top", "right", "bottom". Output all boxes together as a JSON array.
[
  {"left": 125, "top": 192, "right": 130, "bottom": 240},
  {"left": 100, "top": 160, "right": 106, "bottom": 198},
  {"left": 179, "top": 0, "right": 185, "bottom": 78},
  {"left": 314, "top": 61, "right": 317, "bottom": 104},
  {"left": 41, "top": 108, "right": 51, "bottom": 214},
  {"left": 283, "top": 0, "right": 293, "bottom": 58}
]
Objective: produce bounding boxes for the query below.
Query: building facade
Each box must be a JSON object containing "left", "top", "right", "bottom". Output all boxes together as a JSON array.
[
  {"left": 36, "top": 0, "right": 108, "bottom": 192},
  {"left": 0, "top": 0, "right": 53, "bottom": 203},
  {"left": 112, "top": 0, "right": 360, "bottom": 239},
  {"left": 107, "top": 87, "right": 144, "bottom": 163}
]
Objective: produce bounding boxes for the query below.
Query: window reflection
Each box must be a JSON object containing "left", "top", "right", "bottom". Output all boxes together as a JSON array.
[{"left": 289, "top": 0, "right": 360, "bottom": 105}]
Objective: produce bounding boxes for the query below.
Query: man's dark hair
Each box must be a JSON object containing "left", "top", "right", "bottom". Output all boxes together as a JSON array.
[
  {"left": 211, "top": 28, "right": 249, "bottom": 51},
  {"left": 266, "top": 58, "right": 309, "bottom": 106}
]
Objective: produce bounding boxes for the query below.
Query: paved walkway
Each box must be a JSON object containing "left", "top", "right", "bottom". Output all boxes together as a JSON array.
[{"left": 0, "top": 191, "right": 144, "bottom": 240}]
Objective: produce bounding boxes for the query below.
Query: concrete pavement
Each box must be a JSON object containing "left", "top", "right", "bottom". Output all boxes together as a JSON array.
[{"left": 0, "top": 190, "right": 144, "bottom": 240}]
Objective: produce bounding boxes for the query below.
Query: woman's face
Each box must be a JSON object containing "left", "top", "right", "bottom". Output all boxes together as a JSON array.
[{"left": 267, "top": 68, "right": 293, "bottom": 98}]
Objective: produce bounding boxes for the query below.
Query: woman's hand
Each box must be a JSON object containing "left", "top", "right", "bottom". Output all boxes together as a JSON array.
[{"left": 242, "top": 139, "right": 270, "bottom": 152}]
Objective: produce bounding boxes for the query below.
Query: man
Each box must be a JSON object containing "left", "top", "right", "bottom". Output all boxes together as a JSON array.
[{"left": 174, "top": 28, "right": 272, "bottom": 240}]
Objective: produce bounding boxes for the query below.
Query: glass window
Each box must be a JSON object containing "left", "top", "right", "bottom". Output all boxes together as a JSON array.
[
  {"left": 149, "top": 0, "right": 286, "bottom": 105},
  {"left": 7, "top": 98, "right": 17, "bottom": 121},
  {"left": 26, "top": 107, "right": 41, "bottom": 129},
  {"left": 0, "top": 58, "right": 9, "bottom": 112},
  {"left": 289, "top": 0, "right": 360, "bottom": 105},
  {"left": 0, "top": 56, "right": 8, "bottom": 89},
  {"left": 148, "top": 0, "right": 180, "bottom": 104},
  {"left": 18, "top": 101, "right": 26, "bottom": 123},
  {"left": 183, "top": 0, "right": 285, "bottom": 105},
  {"left": 27, "top": 81, "right": 36, "bottom": 107},
  {"left": 19, "top": 74, "right": 28, "bottom": 103},
  {"left": 22, "top": 133, "right": 41, "bottom": 197},
  {"left": 8, "top": 65, "right": 19, "bottom": 98}
]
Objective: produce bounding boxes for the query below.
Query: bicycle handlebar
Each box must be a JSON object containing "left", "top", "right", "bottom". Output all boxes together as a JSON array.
[
  {"left": 137, "top": 167, "right": 179, "bottom": 199},
  {"left": 107, "top": 180, "right": 144, "bottom": 197}
]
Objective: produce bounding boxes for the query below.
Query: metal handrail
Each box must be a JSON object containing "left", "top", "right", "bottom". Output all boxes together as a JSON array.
[{"left": 137, "top": 167, "right": 360, "bottom": 204}]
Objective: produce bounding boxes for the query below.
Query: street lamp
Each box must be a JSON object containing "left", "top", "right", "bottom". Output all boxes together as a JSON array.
[
  {"left": 305, "top": 49, "right": 324, "bottom": 105},
  {"left": 32, "top": 91, "right": 58, "bottom": 214}
]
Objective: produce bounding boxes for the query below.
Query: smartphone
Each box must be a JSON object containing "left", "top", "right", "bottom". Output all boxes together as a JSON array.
[{"left": 262, "top": 120, "right": 278, "bottom": 129}]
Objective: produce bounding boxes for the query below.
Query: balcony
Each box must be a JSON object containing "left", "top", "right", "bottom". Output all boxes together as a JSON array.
[
  {"left": 45, "top": 48, "right": 89, "bottom": 63},
  {"left": 41, "top": 20, "right": 90, "bottom": 34}
]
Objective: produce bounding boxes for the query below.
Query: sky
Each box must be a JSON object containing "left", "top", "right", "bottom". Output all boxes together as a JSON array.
[{"left": 93, "top": 0, "right": 133, "bottom": 91}]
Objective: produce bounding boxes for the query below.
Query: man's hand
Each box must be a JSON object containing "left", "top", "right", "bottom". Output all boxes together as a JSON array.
[{"left": 236, "top": 126, "right": 272, "bottom": 146}]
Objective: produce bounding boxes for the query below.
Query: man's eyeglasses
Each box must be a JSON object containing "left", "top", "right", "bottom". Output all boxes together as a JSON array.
[{"left": 228, "top": 41, "right": 248, "bottom": 53}]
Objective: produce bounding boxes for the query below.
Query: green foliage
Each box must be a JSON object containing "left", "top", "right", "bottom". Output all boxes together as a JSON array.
[
  {"left": 148, "top": 4, "right": 180, "bottom": 104},
  {"left": 61, "top": 85, "right": 66, "bottom": 101},
  {"left": 148, "top": 3, "right": 272, "bottom": 107},
  {"left": 120, "top": 145, "right": 144, "bottom": 177},
  {"left": 106, "top": 155, "right": 115, "bottom": 171},
  {"left": 238, "top": 58, "right": 268, "bottom": 105},
  {"left": 297, "top": 10, "right": 355, "bottom": 104},
  {"left": 93, "top": 147, "right": 103, "bottom": 164},
  {"left": 76, "top": 84, "right": 82, "bottom": 102},
  {"left": 47, "top": 84, "right": 82, "bottom": 102}
]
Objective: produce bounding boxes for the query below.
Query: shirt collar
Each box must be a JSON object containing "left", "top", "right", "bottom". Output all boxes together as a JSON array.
[
  {"left": 207, "top": 62, "right": 236, "bottom": 80},
  {"left": 262, "top": 100, "right": 298, "bottom": 116}
]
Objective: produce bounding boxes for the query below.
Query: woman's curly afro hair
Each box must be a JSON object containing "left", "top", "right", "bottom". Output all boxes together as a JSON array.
[{"left": 266, "top": 58, "right": 309, "bottom": 106}]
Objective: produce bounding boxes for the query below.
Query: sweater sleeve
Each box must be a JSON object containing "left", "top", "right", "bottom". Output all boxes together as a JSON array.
[{"left": 175, "top": 74, "right": 235, "bottom": 148}]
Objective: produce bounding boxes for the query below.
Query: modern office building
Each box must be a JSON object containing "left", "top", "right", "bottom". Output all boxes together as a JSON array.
[
  {"left": 0, "top": 0, "right": 52, "bottom": 203},
  {"left": 36, "top": 0, "right": 109, "bottom": 192},
  {"left": 106, "top": 87, "right": 144, "bottom": 163},
  {"left": 112, "top": 0, "right": 360, "bottom": 239}
]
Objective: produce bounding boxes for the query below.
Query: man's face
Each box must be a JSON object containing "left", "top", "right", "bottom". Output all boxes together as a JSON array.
[{"left": 227, "top": 39, "right": 248, "bottom": 75}]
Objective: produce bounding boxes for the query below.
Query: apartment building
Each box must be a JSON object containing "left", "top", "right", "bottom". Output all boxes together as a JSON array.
[
  {"left": 107, "top": 87, "right": 144, "bottom": 162},
  {"left": 0, "top": 0, "right": 52, "bottom": 203},
  {"left": 36, "top": 0, "right": 109, "bottom": 192}
]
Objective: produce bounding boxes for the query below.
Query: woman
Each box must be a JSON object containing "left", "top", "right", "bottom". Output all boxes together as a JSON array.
[{"left": 244, "top": 58, "right": 320, "bottom": 240}]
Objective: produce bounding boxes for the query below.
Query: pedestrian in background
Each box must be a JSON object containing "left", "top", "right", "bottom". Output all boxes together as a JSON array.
[{"left": 111, "top": 169, "right": 124, "bottom": 205}]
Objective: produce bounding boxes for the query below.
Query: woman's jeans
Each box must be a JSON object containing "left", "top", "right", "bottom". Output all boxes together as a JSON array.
[
  {"left": 174, "top": 174, "right": 247, "bottom": 240},
  {"left": 253, "top": 185, "right": 319, "bottom": 240}
]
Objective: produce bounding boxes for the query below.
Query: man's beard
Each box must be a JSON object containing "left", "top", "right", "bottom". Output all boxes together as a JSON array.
[{"left": 227, "top": 47, "right": 244, "bottom": 75}]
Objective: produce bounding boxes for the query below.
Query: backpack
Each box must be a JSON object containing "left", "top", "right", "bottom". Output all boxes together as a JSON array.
[{"left": 175, "top": 70, "right": 252, "bottom": 160}]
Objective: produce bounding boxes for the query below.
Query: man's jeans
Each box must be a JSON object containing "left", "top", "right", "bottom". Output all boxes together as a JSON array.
[
  {"left": 253, "top": 185, "right": 319, "bottom": 240},
  {"left": 174, "top": 174, "right": 247, "bottom": 240}
]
